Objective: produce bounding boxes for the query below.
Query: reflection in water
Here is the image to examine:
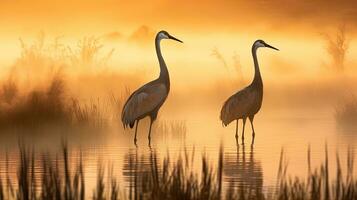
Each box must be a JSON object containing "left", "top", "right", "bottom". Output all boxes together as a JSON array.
[
  {"left": 0, "top": 106, "right": 355, "bottom": 199},
  {"left": 336, "top": 123, "right": 357, "bottom": 144},
  {"left": 121, "top": 144, "right": 264, "bottom": 199},
  {"left": 122, "top": 148, "right": 161, "bottom": 199},
  {"left": 223, "top": 145, "right": 263, "bottom": 195}
]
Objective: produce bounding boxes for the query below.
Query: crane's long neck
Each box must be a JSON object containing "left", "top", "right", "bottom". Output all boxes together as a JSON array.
[
  {"left": 252, "top": 46, "right": 262, "bottom": 85},
  {"left": 155, "top": 37, "right": 170, "bottom": 86}
]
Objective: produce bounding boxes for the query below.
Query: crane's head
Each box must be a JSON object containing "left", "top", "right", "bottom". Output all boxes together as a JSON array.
[
  {"left": 157, "top": 30, "right": 183, "bottom": 43},
  {"left": 254, "top": 40, "right": 279, "bottom": 51}
]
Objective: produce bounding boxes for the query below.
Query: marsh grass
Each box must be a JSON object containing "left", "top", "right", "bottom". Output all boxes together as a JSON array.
[
  {"left": 0, "top": 34, "right": 133, "bottom": 133},
  {"left": 322, "top": 25, "right": 349, "bottom": 72},
  {"left": 0, "top": 75, "right": 114, "bottom": 132},
  {"left": 0, "top": 75, "right": 71, "bottom": 130},
  {"left": 1, "top": 77, "right": 18, "bottom": 105},
  {"left": 335, "top": 95, "right": 357, "bottom": 126},
  {"left": 68, "top": 37, "right": 115, "bottom": 71},
  {"left": 70, "top": 98, "right": 109, "bottom": 129},
  {"left": 0, "top": 142, "right": 121, "bottom": 200},
  {"left": 153, "top": 120, "right": 187, "bottom": 141},
  {"left": 124, "top": 145, "right": 221, "bottom": 200},
  {"left": 211, "top": 47, "right": 245, "bottom": 86},
  {"left": 108, "top": 88, "right": 131, "bottom": 124},
  {"left": 0, "top": 143, "right": 356, "bottom": 200},
  {"left": 17, "top": 32, "right": 113, "bottom": 73},
  {"left": 275, "top": 146, "right": 357, "bottom": 200}
]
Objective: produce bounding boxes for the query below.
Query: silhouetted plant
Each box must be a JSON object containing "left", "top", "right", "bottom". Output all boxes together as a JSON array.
[
  {"left": 211, "top": 47, "right": 245, "bottom": 85},
  {"left": 323, "top": 25, "right": 349, "bottom": 71},
  {"left": 0, "top": 33, "right": 120, "bottom": 133}
]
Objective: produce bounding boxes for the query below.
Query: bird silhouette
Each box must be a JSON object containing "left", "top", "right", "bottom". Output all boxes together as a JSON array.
[
  {"left": 220, "top": 40, "right": 278, "bottom": 144},
  {"left": 121, "top": 30, "right": 183, "bottom": 145}
]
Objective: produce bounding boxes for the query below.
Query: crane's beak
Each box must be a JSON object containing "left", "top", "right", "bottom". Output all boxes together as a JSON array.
[
  {"left": 168, "top": 34, "right": 183, "bottom": 43},
  {"left": 264, "top": 43, "right": 279, "bottom": 51}
]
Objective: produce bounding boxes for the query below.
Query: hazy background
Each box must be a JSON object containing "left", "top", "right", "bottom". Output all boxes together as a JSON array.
[
  {"left": 0, "top": 0, "right": 356, "bottom": 135},
  {"left": 1, "top": 0, "right": 357, "bottom": 111}
]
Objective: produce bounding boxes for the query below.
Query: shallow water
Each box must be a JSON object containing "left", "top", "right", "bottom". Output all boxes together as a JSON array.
[{"left": 0, "top": 104, "right": 356, "bottom": 198}]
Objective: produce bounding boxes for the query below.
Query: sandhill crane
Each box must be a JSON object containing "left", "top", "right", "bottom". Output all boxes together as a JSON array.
[
  {"left": 121, "top": 30, "right": 183, "bottom": 145},
  {"left": 220, "top": 40, "right": 278, "bottom": 144}
]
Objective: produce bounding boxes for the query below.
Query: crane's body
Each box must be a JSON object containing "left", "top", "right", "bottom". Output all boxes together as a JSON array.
[
  {"left": 220, "top": 80, "right": 263, "bottom": 125},
  {"left": 121, "top": 30, "right": 182, "bottom": 145},
  {"left": 220, "top": 40, "right": 278, "bottom": 144},
  {"left": 121, "top": 79, "right": 169, "bottom": 128}
]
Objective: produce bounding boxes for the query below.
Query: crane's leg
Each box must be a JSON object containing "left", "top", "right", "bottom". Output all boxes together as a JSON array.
[
  {"left": 241, "top": 118, "right": 247, "bottom": 144},
  {"left": 235, "top": 119, "right": 239, "bottom": 141},
  {"left": 148, "top": 118, "right": 153, "bottom": 146},
  {"left": 249, "top": 115, "right": 256, "bottom": 145},
  {"left": 134, "top": 120, "right": 139, "bottom": 145}
]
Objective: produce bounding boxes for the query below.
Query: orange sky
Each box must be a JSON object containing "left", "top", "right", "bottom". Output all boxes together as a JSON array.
[
  {"left": 1, "top": 0, "right": 357, "bottom": 36},
  {"left": 0, "top": 0, "right": 356, "bottom": 88}
]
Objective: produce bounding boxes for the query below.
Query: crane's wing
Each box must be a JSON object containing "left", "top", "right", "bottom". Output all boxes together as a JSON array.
[
  {"left": 220, "top": 87, "right": 257, "bottom": 126},
  {"left": 121, "top": 83, "right": 167, "bottom": 128}
]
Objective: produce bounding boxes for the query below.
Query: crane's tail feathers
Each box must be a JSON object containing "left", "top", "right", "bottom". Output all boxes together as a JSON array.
[
  {"left": 121, "top": 115, "right": 135, "bottom": 129},
  {"left": 220, "top": 118, "right": 230, "bottom": 127},
  {"left": 121, "top": 122, "right": 134, "bottom": 129},
  {"left": 129, "top": 122, "right": 135, "bottom": 128},
  {"left": 220, "top": 115, "right": 228, "bottom": 127}
]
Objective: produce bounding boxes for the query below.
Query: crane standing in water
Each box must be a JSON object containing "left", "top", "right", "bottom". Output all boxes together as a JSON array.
[
  {"left": 220, "top": 40, "right": 279, "bottom": 144},
  {"left": 121, "top": 30, "right": 183, "bottom": 145}
]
